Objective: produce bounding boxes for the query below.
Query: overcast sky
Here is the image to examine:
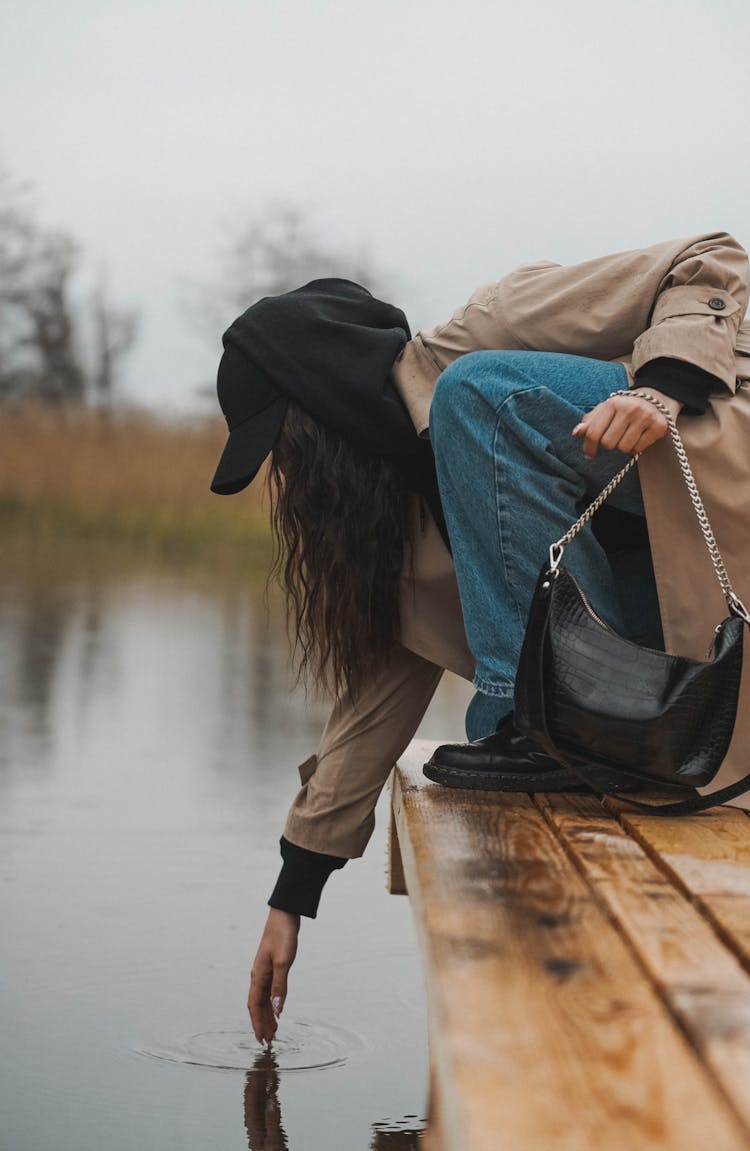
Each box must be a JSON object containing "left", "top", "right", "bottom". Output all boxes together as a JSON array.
[{"left": 2, "top": 0, "right": 749, "bottom": 412}]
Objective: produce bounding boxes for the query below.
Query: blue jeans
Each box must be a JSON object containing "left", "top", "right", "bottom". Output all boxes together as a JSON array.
[{"left": 429, "top": 351, "right": 662, "bottom": 741}]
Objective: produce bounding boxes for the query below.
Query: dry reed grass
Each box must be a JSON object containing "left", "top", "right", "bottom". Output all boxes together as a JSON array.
[{"left": 0, "top": 404, "right": 272, "bottom": 560}]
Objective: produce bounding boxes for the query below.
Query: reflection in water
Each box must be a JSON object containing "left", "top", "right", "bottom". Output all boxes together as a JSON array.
[
  {"left": 0, "top": 555, "right": 109, "bottom": 773},
  {"left": 141, "top": 1024, "right": 425, "bottom": 1148},
  {"left": 15, "top": 595, "right": 67, "bottom": 719},
  {"left": 0, "top": 547, "right": 328, "bottom": 792},
  {"left": 0, "top": 541, "right": 469, "bottom": 1150},
  {"left": 0, "top": 587, "right": 69, "bottom": 766},
  {"left": 369, "top": 1131, "right": 424, "bottom": 1149},
  {"left": 244, "top": 1051, "right": 289, "bottom": 1151},
  {"left": 242, "top": 1050, "right": 424, "bottom": 1151}
]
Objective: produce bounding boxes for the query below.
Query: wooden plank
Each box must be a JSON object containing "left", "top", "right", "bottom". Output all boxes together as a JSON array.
[
  {"left": 539, "top": 792, "right": 750, "bottom": 1134},
  {"left": 608, "top": 805, "right": 750, "bottom": 970},
  {"left": 387, "top": 790, "right": 408, "bottom": 895},
  {"left": 394, "top": 742, "right": 750, "bottom": 1151}
]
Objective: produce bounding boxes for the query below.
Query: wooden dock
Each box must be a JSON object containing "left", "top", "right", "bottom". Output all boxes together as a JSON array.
[{"left": 388, "top": 741, "right": 750, "bottom": 1151}]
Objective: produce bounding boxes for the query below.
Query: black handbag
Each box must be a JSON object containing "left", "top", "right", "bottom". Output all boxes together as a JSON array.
[{"left": 514, "top": 390, "right": 750, "bottom": 815}]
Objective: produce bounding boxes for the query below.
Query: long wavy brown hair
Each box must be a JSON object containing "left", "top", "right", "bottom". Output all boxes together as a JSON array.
[{"left": 267, "top": 402, "right": 413, "bottom": 700}]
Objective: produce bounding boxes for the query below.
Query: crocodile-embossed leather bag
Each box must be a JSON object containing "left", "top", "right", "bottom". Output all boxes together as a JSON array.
[{"left": 514, "top": 391, "right": 750, "bottom": 815}]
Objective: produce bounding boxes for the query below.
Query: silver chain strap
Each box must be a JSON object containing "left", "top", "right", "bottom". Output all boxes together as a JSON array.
[{"left": 548, "top": 389, "right": 750, "bottom": 623}]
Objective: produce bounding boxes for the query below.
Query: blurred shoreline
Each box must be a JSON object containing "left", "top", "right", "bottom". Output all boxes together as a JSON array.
[{"left": 0, "top": 405, "right": 273, "bottom": 574}]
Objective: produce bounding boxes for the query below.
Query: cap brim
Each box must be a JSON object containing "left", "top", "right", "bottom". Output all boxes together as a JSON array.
[{"left": 210, "top": 396, "right": 288, "bottom": 495}]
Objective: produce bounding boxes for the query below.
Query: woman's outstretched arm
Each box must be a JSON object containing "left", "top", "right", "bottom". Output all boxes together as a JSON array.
[
  {"left": 247, "top": 643, "right": 445, "bottom": 1040},
  {"left": 247, "top": 494, "right": 473, "bottom": 1039},
  {"left": 248, "top": 909, "right": 300, "bottom": 1044}
]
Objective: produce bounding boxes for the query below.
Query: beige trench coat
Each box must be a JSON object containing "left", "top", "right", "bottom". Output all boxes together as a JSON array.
[{"left": 283, "top": 233, "right": 750, "bottom": 858}]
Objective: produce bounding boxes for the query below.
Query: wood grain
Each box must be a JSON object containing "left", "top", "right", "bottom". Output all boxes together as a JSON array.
[
  {"left": 394, "top": 742, "right": 750, "bottom": 1151},
  {"left": 609, "top": 805, "right": 750, "bottom": 970},
  {"left": 539, "top": 791, "right": 750, "bottom": 1133}
]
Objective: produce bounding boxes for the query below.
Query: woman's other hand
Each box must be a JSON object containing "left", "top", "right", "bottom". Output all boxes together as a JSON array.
[
  {"left": 572, "top": 391, "right": 681, "bottom": 459},
  {"left": 248, "top": 908, "right": 301, "bottom": 1043}
]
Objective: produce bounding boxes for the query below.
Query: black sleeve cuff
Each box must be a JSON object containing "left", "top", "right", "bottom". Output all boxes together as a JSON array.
[
  {"left": 635, "top": 357, "right": 721, "bottom": 415},
  {"left": 267, "top": 836, "right": 348, "bottom": 919}
]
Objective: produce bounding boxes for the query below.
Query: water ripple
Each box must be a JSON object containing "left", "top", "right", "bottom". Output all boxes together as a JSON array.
[{"left": 137, "top": 1018, "right": 368, "bottom": 1072}]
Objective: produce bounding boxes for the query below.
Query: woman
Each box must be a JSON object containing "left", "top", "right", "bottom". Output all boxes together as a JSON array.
[{"left": 210, "top": 234, "right": 750, "bottom": 1045}]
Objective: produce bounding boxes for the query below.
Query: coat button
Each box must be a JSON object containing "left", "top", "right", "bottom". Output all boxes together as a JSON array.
[{"left": 708, "top": 297, "right": 726, "bottom": 310}]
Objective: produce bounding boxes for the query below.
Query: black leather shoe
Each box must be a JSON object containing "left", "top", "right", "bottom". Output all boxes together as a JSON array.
[{"left": 423, "top": 714, "right": 643, "bottom": 793}]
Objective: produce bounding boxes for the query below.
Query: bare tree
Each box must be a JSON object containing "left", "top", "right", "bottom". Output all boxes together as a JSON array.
[
  {"left": 0, "top": 166, "right": 37, "bottom": 397},
  {"left": 0, "top": 163, "right": 138, "bottom": 405},
  {"left": 22, "top": 229, "right": 84, "bottom": 402},
  {"left": 90, "top": 275, "right": 139, "bottom": 407},
  {"left": 189, "top": 202, "right": 386, "bottom": 341}
]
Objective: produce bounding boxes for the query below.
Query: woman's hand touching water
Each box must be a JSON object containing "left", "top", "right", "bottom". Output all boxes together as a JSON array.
[
  {"left": 572, "top": 392, "right": 681, "bottom": 459},
  {"left": 248, "top": 908, "right": 301, "bottom": 1044}
]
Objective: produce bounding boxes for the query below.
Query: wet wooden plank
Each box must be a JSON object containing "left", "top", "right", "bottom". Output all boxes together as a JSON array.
[
  {"left": 387, "top": 787, "right": 407, "bottom": 895},
  {"left": 608, "top": 805, "right": 750, "bottom": 970},
  {"left": 393, "top": 742, "right": 750, "bottom": 1151},
  {"left": 539, "top": 792, "right": 750, "bottom": 1133}
]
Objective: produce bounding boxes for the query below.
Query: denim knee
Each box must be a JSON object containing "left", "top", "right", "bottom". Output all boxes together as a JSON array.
[
  {"left": 429, "top": 352, "right": 492, "bottom": 442},
  {"left": 431, "top": 350, "right": 542, "bottom": 442}
]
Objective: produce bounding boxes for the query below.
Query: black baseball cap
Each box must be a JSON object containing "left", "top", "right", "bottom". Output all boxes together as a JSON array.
[
  {"left": 210, "top": 344, "right": 288, "bottom": 495},
  {"left": 210, "top": 278, "right": 413, "bottom": 496}
]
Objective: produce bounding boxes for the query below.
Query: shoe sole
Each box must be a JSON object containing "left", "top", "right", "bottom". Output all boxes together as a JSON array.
[{"left": 422, "top": 757, "right": 644, "bottom": 794}]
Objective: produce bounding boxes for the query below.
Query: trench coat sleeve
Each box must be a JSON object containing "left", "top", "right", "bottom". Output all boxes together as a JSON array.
[
  {"left": 281, "top": 645, "right": 443, "bottom": 858},
  {"left": 417, "top": 233, "right": 749, "bottom": 392}
]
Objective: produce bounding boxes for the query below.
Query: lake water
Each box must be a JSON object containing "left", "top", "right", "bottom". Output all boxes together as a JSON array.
[{"left": 0, "top": 542, "right": 472, "bottom": 1151}]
